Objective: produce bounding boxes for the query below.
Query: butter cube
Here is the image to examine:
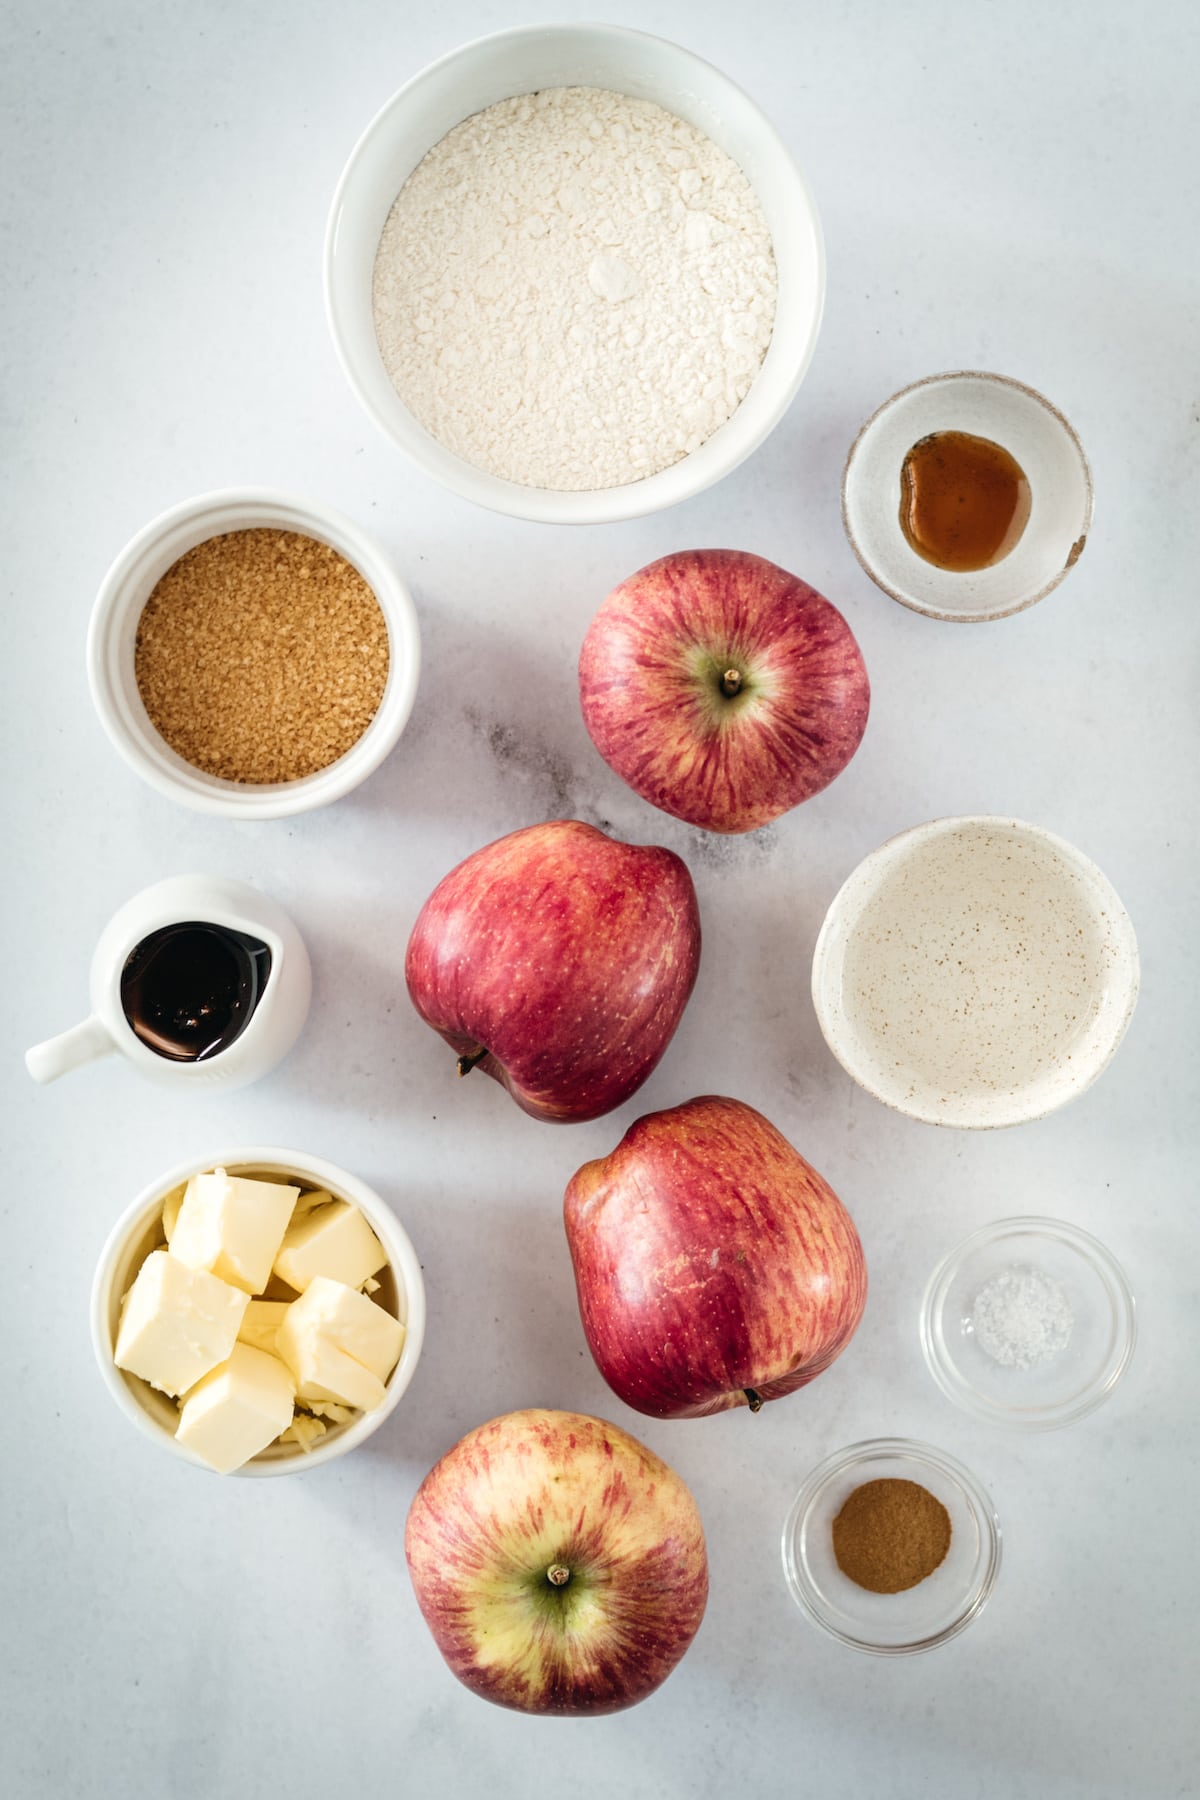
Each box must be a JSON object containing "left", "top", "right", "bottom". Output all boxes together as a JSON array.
[
  {"left": 160, "top": 1182, "right": 187, "bottom": 1244},
  {"left": 291, "top": 1187, "right": 335, "bottom": 1219},
  {"left": 300, "top": 1277, "right": 405, "bottom": 1383},
  {"left": 175, "top": 1343, "right": 296, "bottom": 1475},
  {"left": 237, "top": 1299, "right": 291, "bottom": 1355},
  {"left": 275, "top": 1277, "right": 404, "bottom": 1411},
  {"left": 114, "top": 1250, "right": 249, "bottom": 1398},
  {"left": 171, "top": 1168, "right": 300, "bottom": 1295},
  {"left": 272, "top": 1200, "right": 387, "bottom": 1294}
]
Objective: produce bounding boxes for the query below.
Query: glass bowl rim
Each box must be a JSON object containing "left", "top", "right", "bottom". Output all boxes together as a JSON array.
[{"left": 781, "top": 1435, "right": 1002, "bottom": 1655}]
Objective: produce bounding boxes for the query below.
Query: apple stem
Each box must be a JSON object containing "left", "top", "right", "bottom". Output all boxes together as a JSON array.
[
  {"left": 744, "top": 1388, "right": 764, "bottom": 1413},
  {"left": 547, "top": 1564, "right": 571, "bottom": 1587},
  {"left": 721, "top": 668, "right": 743, "bottom": 697},
  {"left": 456, "top": 1046, "right": 489, "bottom": 1078}
]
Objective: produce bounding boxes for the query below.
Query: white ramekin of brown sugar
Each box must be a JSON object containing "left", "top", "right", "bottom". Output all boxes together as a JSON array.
[{"left": 86, "top": 488, "right": 421, "bottom": 818}]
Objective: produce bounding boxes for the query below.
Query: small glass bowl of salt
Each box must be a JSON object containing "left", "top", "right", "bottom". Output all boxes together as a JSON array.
[{"left": 920, "top": 1217, "right": 1136, "bottom": 1430}]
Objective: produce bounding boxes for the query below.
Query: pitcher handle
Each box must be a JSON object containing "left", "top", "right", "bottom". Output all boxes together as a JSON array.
[{"left": 25, "top": 1015, "right": 115, "bottom": 1084}]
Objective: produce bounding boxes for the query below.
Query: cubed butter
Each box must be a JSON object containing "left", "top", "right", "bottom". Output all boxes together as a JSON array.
[
  {"left": 175, "top": 1342, "right": 296, "bottom": 1475},
  {"left": 279, "top": 1412, "right": 327, "bottom": 1453},
  {"left": 114, "top": 1250, "right": 249, "bottom": 1398},
  {"left": 272, "top": 1200, "right": 387, "bottom": 1294},
  {"left": 290, "top": 1187, "right": 334, "bottom": 1219},
  {"left": 298, "top": 1277, "right": 405, "bottom": 1382},
  {"left": 160, "top": 1182, "right": 187, "bottom": 1244},
  {"left": 308, "top": 1400, "right": 355, "bottom": 1424},
  {"left": 171, "top": 1168, "right": 300, "bottom": 1295},
  {"left": 275, "top": 1277, "right": 404, "bottom": 1411},
  {"left": 237, "top": 1299, "right": 291, "bottom": 1355}
]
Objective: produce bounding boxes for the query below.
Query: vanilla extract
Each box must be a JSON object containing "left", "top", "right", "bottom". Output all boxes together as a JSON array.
[{"left": 899, "top": 430, "right": 1031, "bottom": 572}]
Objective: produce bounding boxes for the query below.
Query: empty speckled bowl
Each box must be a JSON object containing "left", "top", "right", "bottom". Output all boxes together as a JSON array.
[
  {"left": 842, "top": 372, "right": 1093, "bottom": 621},
  {"left": 920, "top": 1217, "right": 1136, "bottom": 1429},
  {"left": 811, "top": 816, "right": 1139, "bottom": 1128}
]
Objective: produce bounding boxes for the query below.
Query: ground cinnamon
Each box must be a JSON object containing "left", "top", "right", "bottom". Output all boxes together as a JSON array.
[{"left": 832, "top": 1478, "right": 951, "bottom": 1594}]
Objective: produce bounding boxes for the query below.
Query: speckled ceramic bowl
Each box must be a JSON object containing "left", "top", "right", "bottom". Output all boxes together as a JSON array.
[
  {"left": 842, "top": 372, "right": 1093, "bottom": 621},
  {"left": 811, "top": 816, "right": 1139, "bottom": 1128}
]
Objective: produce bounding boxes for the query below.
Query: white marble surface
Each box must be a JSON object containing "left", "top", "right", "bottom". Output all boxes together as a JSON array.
[{"left": 3, "top": 1, "right": 1198, "bottom": 1795}]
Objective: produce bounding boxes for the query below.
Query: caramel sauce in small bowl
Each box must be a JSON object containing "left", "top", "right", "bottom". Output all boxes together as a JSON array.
[{"left": 899, "top": 431, "right": 1031, "bottom": 572}]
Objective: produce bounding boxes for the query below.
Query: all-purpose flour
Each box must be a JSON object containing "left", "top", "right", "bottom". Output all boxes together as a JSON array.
[{"left": 372, "top": 87, "right": 777, "bottom": 491}]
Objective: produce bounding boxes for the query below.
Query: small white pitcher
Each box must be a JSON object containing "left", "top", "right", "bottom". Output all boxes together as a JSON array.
[{"left": 25, "top": 875, "right": 312, "bottom": 1090}]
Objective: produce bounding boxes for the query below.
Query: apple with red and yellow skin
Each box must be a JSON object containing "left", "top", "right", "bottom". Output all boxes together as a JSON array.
[
  {"left": 564, "top": 1095, "right": 867, "bottom": 1418},
  {"left": 405, "top": 1409, "right": 708, "bottom": 1716},
  {"left": 578, "top": 549, "right": 870, "bottom": 834},
  {"left": 404, "top": 820, "right": 700, "bottom": 1123}
]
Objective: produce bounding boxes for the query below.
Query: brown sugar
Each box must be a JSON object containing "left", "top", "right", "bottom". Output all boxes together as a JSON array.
[
  {"left": 134, "top": 529, "right": 390, "bottom": 784},
  {"left": 832, "top": 1477, "right": 952, "bottom": 1594}
]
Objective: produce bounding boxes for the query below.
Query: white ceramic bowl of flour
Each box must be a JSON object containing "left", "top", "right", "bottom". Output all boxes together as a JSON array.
[
  {"left": 811, "top": 816, "right": 1139, "bottom": 1129},
  {"left": 324, "top": 23, "right": 824, "bottom": 524}
]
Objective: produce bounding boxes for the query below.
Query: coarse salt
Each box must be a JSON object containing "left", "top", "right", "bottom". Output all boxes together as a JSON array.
[
  {"left": 970, "top": 1265, "right": 1074, "bottom": 1369},
  {"left": 371, "top": 86, "right": 777, "bottom": 492}
]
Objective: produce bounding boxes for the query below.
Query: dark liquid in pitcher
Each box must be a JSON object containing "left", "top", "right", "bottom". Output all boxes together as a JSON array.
[{"left": 120, "top": 923, "right": 272, "bottom": 1062}]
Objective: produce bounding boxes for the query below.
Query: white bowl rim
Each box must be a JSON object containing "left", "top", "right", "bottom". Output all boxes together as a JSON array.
[
  {"left": 841, "top": 369, "right": 1094, "bottom": 622},
  {"left": 810, "top": 813, "right": 1140, "bottom": 1129},
  {"left": 323, "top": 20, "right": 826, "bottom": 525},
  {"left": 919, "top": 1214, "right": 1137, "bottom": 1430},
  {"left": 90, "top": 1146, "right": 427, "bottom": 1478},
  {"left": 780, "top": 1435, "right": 1002, "bottom": 1655},
  {"left": 86, "top": 486, "right": 421, "bottom": 819}
]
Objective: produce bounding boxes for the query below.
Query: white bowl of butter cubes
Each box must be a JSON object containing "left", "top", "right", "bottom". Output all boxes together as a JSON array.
[{"left": 92, "top": 1148, "right": 425, "bottom": 1475}]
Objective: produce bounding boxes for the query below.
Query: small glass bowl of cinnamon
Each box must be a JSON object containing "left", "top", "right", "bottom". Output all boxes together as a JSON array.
[{"left": 781, "top": 1438, "right": 1001, "bottom": 1654}]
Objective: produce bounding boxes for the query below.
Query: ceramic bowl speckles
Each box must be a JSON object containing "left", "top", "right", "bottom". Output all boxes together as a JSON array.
[
  {"left": 842, "top": 371, "right": 1093, "bottom": 622},
  {"left": 811, "top": 816, "right": 1139, "bottom": 1129}
]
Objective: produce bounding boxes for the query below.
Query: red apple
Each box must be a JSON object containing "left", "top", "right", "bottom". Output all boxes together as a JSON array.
[
  {"left": 405, "top": 1409, "right": 708, "bottom": 1715},
  {"left": 404, "top": 820, "right": 701, "bottom": 1123},
  {"left": 578, "top": 549, "right": 870, "bottom": 834},
  {"left": 564, "top": 1095, "right": 867, "bottom": 1418}
]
